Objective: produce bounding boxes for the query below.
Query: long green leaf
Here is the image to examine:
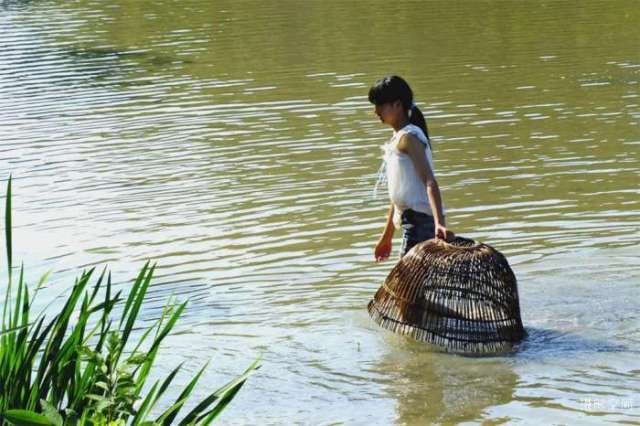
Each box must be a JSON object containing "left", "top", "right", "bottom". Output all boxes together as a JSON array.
[
  {"left": 11, "top": 264, "right": 25, "bottom": 329},
  {"left": 145, "top": 302, "right": 186, "bottom": 358},
  {"left": 0, "top": 323, "right": 29, "bottom": 337},
  {"left": 197, "top": 357, "right": 261, "bottom": 425},
  {"left": 34, "top": 272, "right": 93, "bottom": 403},
  {"left": 198, "top": 381, "right": 245, "bottom": 425},
  {"left": 20, "top": 274, "right": 30, "bottom": 329},
  {"left": 130, "top": 380, "right": 159, "bottom": 426},
  {"left": 5, "top": 175, "right": 12, "bottom": 281},
  {"left": 120, "top": 262, "right": 149, "bottom": 328},
  {"left": 177, "top": 385, "right": 221, "bottom": 425},
  {"left": 15, "top": 316, "right": 50, "bottom": 408},
  {"left": 155, "top": 362, "right": 208, "bottom": 426},
  {"left": 3, "top": 409, "right": 56, "bottom": 426},
  {"left": 130, "top": 302, "right": 186, "bottom": 400},
  {"left": 130, "top": 299, "right": 178, "bottom": 386},
  {"left": 30, "top": 269, "right": 52, "bottom": 305},
  {"left": 150, "top": 363, "right": 183, "bottom": 408},
  {"left": 88, "top": 267, "right": 106, "bottom": 305},
  {"left": 119, "top": 263, "right": 155, "bottom": 362},
  {"left": 3, "top": 175, "right": 13, "bottom": 328}
]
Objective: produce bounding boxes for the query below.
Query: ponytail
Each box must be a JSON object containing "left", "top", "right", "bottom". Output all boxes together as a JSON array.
[{"left": 409, "top": 105, "right": 431, "bottom": 150}]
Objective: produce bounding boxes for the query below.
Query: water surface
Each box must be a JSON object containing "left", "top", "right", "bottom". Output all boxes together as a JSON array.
[{"left": 1, "top": 0, "right": 639, "bottom": 424}]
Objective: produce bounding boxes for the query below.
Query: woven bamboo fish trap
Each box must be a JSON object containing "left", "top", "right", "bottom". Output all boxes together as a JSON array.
[{"left": 368, "top": 237, "right": 526, "bottom": 354}]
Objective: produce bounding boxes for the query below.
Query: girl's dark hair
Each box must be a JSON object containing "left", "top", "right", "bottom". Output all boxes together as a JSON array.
[{"left": 368, "top": 75, "right": 430, "bottom": 144}]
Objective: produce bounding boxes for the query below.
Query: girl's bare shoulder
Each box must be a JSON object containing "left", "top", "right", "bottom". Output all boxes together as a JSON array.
[{"left": 396, "top": 132, "right": 422, "bottom": 153}]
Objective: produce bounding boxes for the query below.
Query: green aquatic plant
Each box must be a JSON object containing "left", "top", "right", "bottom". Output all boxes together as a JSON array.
[{"left": 0, "top": 176, "right": 259, "bottom": 425}]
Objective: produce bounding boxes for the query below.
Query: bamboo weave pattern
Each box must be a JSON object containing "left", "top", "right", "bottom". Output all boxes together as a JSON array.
[{"left": 368, "top": 237, "right": 526, "bottom": 353}]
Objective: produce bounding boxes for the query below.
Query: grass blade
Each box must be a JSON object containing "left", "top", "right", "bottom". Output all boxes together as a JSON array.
[
  {"left": 119, "top": 263, "right": 155, "bottom": 360},
  {"left": 120, "top": 261, "right": 150, "bottom": 328},
  {"left": 5, "top": 174, "right": 12, "bottom": 281},
  {"left": 131, "top": 381, "right": 159, "bottom": 426},
  {"left": 197, "top": 357, "right": 261, "bottom": 425},
  {"left": 3, "top": 175, "right": 13, "bottom": 327},
  {"left": 155, "top": 362, "right": 208, "bottom": 425},
  {"left": 198, "top": 381, "right": 245, "bottom": 425}
]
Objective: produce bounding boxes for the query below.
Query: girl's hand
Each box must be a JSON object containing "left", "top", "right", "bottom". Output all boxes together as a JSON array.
[
  {"left": 374, "top": 238, "right": 392, "bottom": 262},
  {"left": 435, "top": 224, "right": 455, "bottom": 241}
]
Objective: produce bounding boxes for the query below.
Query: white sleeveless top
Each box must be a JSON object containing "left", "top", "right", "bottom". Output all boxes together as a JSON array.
[{"left": 383, "top": 123, "right": 441, "bottom": 228}]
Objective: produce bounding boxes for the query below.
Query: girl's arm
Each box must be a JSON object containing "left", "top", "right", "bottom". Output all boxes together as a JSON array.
[
  {"left": 375, "top": 203, "right": 395, "bottom": 262},
  {"left": 398, "top": 134, "right": 452, "bottom": 240}
]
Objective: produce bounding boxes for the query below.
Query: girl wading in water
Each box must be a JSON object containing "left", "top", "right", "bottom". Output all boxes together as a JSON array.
[{"left": 369, "top": 75, "right": 453, "bottom": 262}]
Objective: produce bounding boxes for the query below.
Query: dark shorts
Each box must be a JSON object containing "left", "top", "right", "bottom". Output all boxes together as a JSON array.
[{"left": 400, "top": 209, "right": 435, "bottom": 257}]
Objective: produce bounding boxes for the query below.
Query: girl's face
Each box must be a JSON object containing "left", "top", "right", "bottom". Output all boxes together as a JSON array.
[{"left": 374, "top": 100, "right": 404, "bottom": 125}]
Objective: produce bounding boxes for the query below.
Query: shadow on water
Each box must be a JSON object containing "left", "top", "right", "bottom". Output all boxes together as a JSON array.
[
  {"left": 66, "top": 47, "right": 148, "bottom": 60},
  {"left": 444, "top": 327, "right": 629, "bottom": 360},
  {"left": 0, "top": 0, "right": 37, "bottom": 11},
  {"left": 515, "top": 327, "right": 629, "bottom": 358},
  {"left": 46, "top": 47, "right": 195, "bottom": 87},
  {"left": 65, "top": 47, "right": 192, "bottom": 67}
]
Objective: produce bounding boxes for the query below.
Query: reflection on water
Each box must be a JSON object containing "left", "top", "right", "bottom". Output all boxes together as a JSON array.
[
  {"left": 374, "top": 337, "right": 519, "bottom": 424},
  {"left": 1, "top": 0, "right": 639, "bottom": 423}
]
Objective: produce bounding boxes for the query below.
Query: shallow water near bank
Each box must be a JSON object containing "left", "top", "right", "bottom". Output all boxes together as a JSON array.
[{"left": 1, "top": 0, "right": 639, "bottom": 424}]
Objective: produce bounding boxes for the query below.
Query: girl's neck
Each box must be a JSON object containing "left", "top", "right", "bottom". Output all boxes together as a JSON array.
[{"left": 391, "top": 118, "right": 411, "bottom": 132}]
